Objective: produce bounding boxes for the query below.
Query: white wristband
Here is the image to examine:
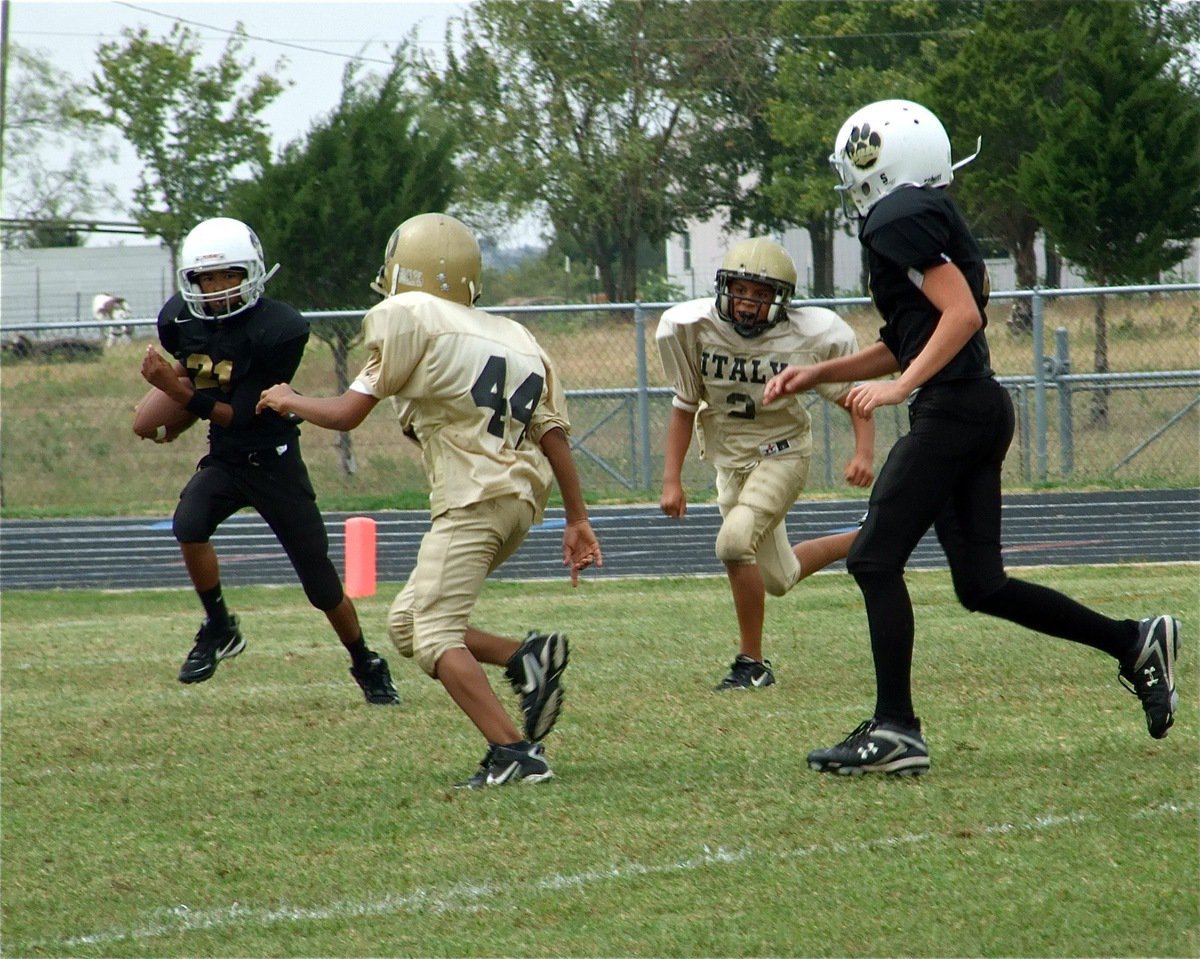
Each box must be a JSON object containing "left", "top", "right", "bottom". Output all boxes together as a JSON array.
[{"left": 154, "top": 425, "right": 168, "bottom": 441}]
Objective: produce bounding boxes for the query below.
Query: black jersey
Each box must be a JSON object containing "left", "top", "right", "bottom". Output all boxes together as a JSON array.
[
  {"left": 157, "top": 293, "right": 308, "bottom": 458},
  {"left": 860, "top": 186, "right": 993, "bottom": 385}
]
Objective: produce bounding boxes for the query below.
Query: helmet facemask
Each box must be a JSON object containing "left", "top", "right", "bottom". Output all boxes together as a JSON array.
[{"left": 182, "top": 266, "right": 267, "bottom": 321}]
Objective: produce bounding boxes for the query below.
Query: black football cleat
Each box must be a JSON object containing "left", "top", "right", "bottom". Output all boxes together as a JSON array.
[
  {"left": 456, "top": 745, "right": 497, "bottom": 790},
  {"left": 484, "top": 741, "right": 553, "bottom": 786},
  {"left": 807, "top": 717, "right": 930, "bottom": 777},
  {"left": 1119, "top": 615, "right": 1181, "bottom": 739},
  {"left": 505, "top": 631, "right": 569, "bottom": 741},
  {"left": 456, "top": 742, "right": 554, "bottom": 789},
  {"left": 714, "top": 654, "right": 775, "bottom": 691},
  {"left": 350, "top": 655, "right": 400, "bottom": 705},
  {"left": 178, "top": 615, "right": 245, "bottom": 684}
]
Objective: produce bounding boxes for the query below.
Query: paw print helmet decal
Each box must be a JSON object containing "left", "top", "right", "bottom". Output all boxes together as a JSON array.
[{"left": 829, "top": 99, "right": 980, "bottom": 218}]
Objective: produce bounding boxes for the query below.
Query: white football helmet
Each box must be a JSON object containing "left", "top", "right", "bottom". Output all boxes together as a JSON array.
[
  {"left": 177, "top": 217, "right": 279, "bottom": 320},
  {"left": 370, "top": 212, "right": 482, "bottom": 306},
  {"left": 714, "top": 237, "right": 797, "bottom": 338},
  {"left": 829, "top": 99, "right": 980, "bottom": 218}
]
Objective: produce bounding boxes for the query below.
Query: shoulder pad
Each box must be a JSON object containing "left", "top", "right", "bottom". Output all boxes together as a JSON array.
[
  {"left": 657, "top": 298, "right": 713, "bottom": 334},
  {"left": 248, "top": 298, "right": 309, "bottom": 346}
]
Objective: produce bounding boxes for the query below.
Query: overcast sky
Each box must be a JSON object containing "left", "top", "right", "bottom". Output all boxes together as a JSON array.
[{"left": 7, "top": 0, "right": 473, "bottom": 245}]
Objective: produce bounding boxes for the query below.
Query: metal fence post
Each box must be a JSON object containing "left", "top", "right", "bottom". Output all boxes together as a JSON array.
[
  {"left": 634, "top": 302, "right": 653, "bottom": 490},
  {"left": 1031, "top": 289, "right": 1048, "bottom": 483},
  {"left": 822, "top": 400, "right": 833, "bottom": 485},
  {"left": 1016, "top": 385, "right": 1031, "bottom": 484},
  {"left": 1055, "top": 327, "right": 1073, "bottom": 477}
]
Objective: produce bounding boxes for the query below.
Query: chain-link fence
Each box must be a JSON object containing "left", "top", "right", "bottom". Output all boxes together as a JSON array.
[
  {"left": 1, "top": 284, "right": 1196, "bottom": 515},
  {"left": 0, "top": 246, "right": 175, "bottom": 335}
]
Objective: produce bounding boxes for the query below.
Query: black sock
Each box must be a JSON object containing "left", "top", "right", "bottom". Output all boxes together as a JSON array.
[
  {"left": 344, "top": 634, "right": 375, "bottom": 668},
  {"left": 854, "top": 571, "right": 918, "bottom": 726},
  {"left": 198, "top": 584, "right": 230, "bottom": 631},
  {"left": 973, "top": 578, "right": 1139, "bottom": 659}
]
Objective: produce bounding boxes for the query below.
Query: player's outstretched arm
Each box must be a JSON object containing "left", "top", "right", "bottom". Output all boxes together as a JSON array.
[
  {"left": 763, "top": 342, "right": 899, "bottom": 406},
  {"left": 257, "top": 383, "right": 378, "bottom": 431},
  {"left": 850, "top": 262, "right": 981, "bottom": 417},
  {"left": 539, "top": 427, "right": 603, "bottom": 587}
]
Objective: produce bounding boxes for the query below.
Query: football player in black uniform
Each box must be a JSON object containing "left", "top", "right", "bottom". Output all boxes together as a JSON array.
[
  {"left": 763, "top": 100, "right": 1180, "bottom": 775},
  {"left": 139, "top": 217, "right": 399, "bottom": 704}
]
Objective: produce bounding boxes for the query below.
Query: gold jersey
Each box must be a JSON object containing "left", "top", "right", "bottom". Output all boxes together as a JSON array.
[
  {"left": 352, "top": 291, "right": 570, "bottom": 520},
  {"left": 656, "top": 298, "right": 858, "bottom": 468}
]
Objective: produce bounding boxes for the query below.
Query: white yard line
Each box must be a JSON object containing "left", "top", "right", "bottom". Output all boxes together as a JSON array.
[{"left": 20, "top": 799, "right": 1194, "bottom": 953}]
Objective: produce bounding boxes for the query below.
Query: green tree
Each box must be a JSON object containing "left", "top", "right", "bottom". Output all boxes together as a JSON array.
[
  {"left": 766, "top": 1, "right": 982, "bottom": 295},
  {"left": 421, "top": 0, "right": 762, "bottom": 307},
  {"left": 926, "top": 1, "right": 1083, "bottom": 334},
  {"left": 1, "top": 44, "right": 114, "bottom": 248},
  {"left": 226, "top": 56, "right": 459, "bottom": 474},
  {"left": 1019, "top": 2, "right": 1200, "bottom": 424},
  {"left": 80, "top": 24, "right": 284, "bottom": 270},
  {"left": 484, "top": 245, "right": 604, "bottom": 306},
  {"left": 661, "top": 2, "right": 783, "bottom": 263}
]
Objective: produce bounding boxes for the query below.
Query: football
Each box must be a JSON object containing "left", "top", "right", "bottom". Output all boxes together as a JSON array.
[{"left": 132, "top": 377, "right": 199, "bottom": 443}]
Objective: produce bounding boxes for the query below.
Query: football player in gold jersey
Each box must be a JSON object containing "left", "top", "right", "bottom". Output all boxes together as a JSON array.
[
  {"left": 657, "top": 238, "right": 874, "bottom": 691},
  {"left": 259, "top": 213, "right": 602, "bottom": 788}
]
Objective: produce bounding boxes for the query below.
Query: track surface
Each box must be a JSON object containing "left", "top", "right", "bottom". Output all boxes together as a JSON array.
[{"left": 1, "top": 489, "right": 1195, "bottom": 592}]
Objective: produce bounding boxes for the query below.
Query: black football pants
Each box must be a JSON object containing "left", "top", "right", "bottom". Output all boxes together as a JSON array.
[
  {"left": 172, "top": 441, "right": 345, "bottom": 611},
  {"left": 846, "top": 377, "right": 1136, "bottom": 726}
]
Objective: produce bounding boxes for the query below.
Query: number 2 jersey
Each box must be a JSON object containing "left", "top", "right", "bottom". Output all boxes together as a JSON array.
[
  {"left": 350, "top": 291, "right": 570, "bottom": 520},
  {"left": 656, "top": 298, "right": 859, "bottom": 469}
]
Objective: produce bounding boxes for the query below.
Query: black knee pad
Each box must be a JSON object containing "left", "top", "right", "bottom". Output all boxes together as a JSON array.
[
  {"left": 846, "top": 551, "right": 902, "bottom": 577},
  {"left": 845, "top": 534, "right": 892, "bottom": 576},
  {"left": 172, "top": 502, "right": 213, "bottom": 545},
  {"left": 954, "top": 574, "right": 1009, "bottom": 613},
  {"left": 851, "top": 568, "right": 901, "bottom": 591},
  {"left": 299, "top": 560, "right": 344, "bottom": 612}
]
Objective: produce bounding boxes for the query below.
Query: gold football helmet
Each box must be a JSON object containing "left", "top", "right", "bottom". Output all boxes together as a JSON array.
[
  {"left": 370, "top": 213, "right": 482, "bottom": 306},
  {"left": 715, "top": 238, "right": 797, "bottom": 338}
]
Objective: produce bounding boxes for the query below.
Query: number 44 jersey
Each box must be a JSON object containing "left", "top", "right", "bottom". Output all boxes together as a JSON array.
[{"left": 351, "top": 291, "right": 569, "bottom": 520}]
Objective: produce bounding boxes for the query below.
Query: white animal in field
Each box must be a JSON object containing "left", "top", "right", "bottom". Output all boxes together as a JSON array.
[{"left": 94, "top": 294, "right": 133, "bottom": 347}]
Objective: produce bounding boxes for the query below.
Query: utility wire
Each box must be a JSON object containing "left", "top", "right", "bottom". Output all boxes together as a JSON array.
[
  {"left": 113, "top": 0, "right": 397, "bottom": 64},
  {"left": 94, "top": 4, "right": 974, "bottom": 55}
]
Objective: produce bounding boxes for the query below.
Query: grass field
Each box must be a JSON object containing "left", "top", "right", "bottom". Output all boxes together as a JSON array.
[{"left": 2, "top": 565, "right": 1196, "bottom": 957}]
